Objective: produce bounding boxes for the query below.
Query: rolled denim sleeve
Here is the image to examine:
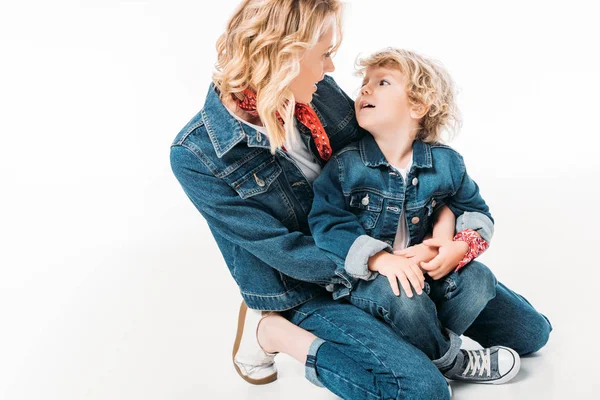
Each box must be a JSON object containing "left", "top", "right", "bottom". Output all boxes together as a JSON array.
[
  {"left": 170, "top": 144, "right": 351, "bottom": 287},
  {"left": 345, "top": 235, "right": 390, "bottom": 280},
  {"left": 456, "top": 211, "right": 494, "bottom": 243},
  {"left": 447, "top": 154, "right": 495, "bottom": 243},
  {"left": 309, "top": 156, "right": 389, "bottom": 280}
]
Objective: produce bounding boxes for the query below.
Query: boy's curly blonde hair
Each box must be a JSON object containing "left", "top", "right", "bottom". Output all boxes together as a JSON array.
[{"left": 356, "top": 48, "right": 461, "bottom": 143}]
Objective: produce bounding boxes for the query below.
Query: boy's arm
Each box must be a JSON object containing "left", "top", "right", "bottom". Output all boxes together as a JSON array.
[
  {"left": 432, "top": 205, "right": 456, "bottom": 240},
  {"left": 308, "top": 156, "right": 389, "bottom": 281},
  {"left": 395, "top": 205, "right": 455, "bottom": 263}
]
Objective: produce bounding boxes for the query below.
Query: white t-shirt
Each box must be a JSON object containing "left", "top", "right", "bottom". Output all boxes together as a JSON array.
[
  {"left": 226, "top": 107, "right": 321, "bottom": 183},
  {"left": 391, "top": 153, "right": 413, "bottom": 251}
]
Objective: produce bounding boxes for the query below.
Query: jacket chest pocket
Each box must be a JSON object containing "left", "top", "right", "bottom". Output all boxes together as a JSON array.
[
  {"left": 233, "top": 159, "right": 282, "bottom": 199},
  {"left": 349, "top": 191, "right": 383, "bottom": 231},
  {"left": 228, "top": 160, "right": 298, "bottom": 229}
]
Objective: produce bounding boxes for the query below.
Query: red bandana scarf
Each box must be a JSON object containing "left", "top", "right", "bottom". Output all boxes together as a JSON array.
[{"left": 234, "top": 88, "right": 332, "bottom": 161}]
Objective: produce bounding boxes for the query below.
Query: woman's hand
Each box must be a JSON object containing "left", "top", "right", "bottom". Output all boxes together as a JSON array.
[
  {"left": 419, "top": 238, "right": 469, "bottom": 280},
  {"left": 368, "top": 252, "right": 425, "bottom": 297}
]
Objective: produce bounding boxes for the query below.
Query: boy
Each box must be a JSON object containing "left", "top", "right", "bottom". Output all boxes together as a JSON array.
[{"left": 309, "top": 48, "right": 520, "bottom": 384}]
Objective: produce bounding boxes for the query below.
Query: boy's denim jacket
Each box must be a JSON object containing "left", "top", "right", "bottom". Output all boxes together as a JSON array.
[
  {"left": 308, "top": 134, "right": 494, "bottom": 295},
  {"left": 171, "top": 75, "right": 492, "bottom": 310}
]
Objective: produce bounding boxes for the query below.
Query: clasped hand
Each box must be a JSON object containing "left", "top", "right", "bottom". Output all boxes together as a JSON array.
[{"left": 395, "top": 239, "right": 469, "bottom": 280}]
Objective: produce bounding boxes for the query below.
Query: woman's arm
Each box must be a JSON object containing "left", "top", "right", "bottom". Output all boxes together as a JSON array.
[{"left": 170, "top": 144, "right": 351, "bottom": 287}]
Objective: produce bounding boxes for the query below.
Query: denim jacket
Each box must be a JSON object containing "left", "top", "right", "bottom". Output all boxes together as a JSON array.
[
  {"left": 309, "top": 134, "right": 494, "bottom": 288},
  {"left": 170, "top": 76, "right": 365, "bottom": 310},
  {"left": 171, "top": 75, "right": 492, "bottom": 310}
]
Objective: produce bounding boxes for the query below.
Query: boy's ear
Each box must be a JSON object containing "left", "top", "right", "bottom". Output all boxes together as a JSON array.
[{"left": 410, "top": 103, "right": 429, "bottom": 120}]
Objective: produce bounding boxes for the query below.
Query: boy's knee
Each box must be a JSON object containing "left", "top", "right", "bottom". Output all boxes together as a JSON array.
[
  {"left": 386, "top": 289, "right": 434, "bottom": 325},
  {"left": 353, "top": 275, "right": 436, "bottom": 329}
]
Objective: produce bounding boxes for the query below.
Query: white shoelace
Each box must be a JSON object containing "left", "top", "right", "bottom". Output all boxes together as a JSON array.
[{"left": 462, "top": 348, "right": 491, "bottom": 377}]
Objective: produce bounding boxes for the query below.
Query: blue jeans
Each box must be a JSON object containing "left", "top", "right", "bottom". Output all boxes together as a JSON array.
[
  {"left": 464, "top": 281, "right": 553, "bottom": 355},
  {"left": 347, "top": 261, "right": 498, "bottom": 370},
  {"left": 282, "top": 294, "right": 450, "bottom": 400},
  {"left": 282, "top": 266, "right": 552, "bottom": 399}
]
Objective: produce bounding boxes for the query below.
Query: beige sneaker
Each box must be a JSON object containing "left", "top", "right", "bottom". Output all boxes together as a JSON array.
[{"left": 232, "top": 301, "right": 278, "bottom": 385}]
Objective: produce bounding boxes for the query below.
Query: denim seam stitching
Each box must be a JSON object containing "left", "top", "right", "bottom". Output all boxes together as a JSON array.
[
  {"left": 241, "top": 293, "right": 320, "bottom": 312},
  {"left": 347, "top": 296, "right": 407, "bottom": 339},
  {"left": 314, "top": 364, "right": 380, "bottom": 398},
  {"left": 233, "top": 159, "right": 279, "bottom": 189},
  {"left": 306, "top": 309, "right": 404, "bottom": 386},
  {"left": 174, "top": 120, "right": 204, "bottom": 146},
  {"left": 271, "top": 179, "right": 299, "bottom": 229},
  {"left": 219, "top": 148, "right": 267, "bottom": 177},
  {"left": 175, "top": 143, "right": 218, "bottom": 177}
]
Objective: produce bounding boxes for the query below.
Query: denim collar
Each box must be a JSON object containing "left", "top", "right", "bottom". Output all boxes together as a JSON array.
[
  {"left": 201, "top": 83, "right": 272, "bottom": 158},
  {"left": 359, "top": 134, "right": 433, "bottom": 169},
  {"left": 201, "top": 83, "right": 328, "bottom": 158}
]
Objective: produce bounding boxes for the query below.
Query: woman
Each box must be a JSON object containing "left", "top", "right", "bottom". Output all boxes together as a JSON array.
[{"left": 170, "top": 0, "right": 551, "bottom": 398}]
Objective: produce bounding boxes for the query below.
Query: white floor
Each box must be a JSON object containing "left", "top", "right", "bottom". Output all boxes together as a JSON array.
[
  {"left": 1, "top": 177, "right": 599, "bottom": 400},
  {"left": 2, "top": 2, "right": 599, "bottom": 398}
]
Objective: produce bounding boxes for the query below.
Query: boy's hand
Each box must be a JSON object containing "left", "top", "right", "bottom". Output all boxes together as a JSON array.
[
  {"left": 394, "top": 243, "right": 438, "bottom": 265},
  {"left": 369, "top": 252, "right": 425, "bottom": 297},
  {"left": 419, "top": 238, "right": 469, "bottom": 280}
]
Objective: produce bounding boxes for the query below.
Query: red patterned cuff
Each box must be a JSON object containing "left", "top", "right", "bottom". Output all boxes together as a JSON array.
[{"left": 453, "top": 229, "right": 489, "bottom": 271}]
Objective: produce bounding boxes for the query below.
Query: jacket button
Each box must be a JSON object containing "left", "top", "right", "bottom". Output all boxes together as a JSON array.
[
  {"left": 361, "top": 194, "right": 370, "bottom": 206},
  {"left": 431, "top": 199, "right": 437, "bottom": 207},
  {"left": 411, "top": 217, "right": 420, "bottom": 224},
  {"left": 411, "top": 177, "right": 419, "bottom": 186},
  {"left": 254, "top": 173, "right": 265, "bottom": 187}
]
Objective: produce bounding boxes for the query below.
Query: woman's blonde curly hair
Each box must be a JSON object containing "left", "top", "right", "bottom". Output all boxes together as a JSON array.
[
  {"left": 213, "top": 0, "right": 343, "bottom": 153},
  {"left": 356, "top": 48, "right": 462, "bottom": 143}
]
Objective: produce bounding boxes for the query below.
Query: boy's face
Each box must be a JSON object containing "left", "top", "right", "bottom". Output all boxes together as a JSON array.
[{"left": 355, "top": 66, "right": 421, "bottom": 135}]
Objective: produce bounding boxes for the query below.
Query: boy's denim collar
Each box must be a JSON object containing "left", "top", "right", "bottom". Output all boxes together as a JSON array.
[
  {"left": 201, "top": 83, "right": 272, "bottom": 158},
  {"left": 359, "top": 134, "right": 433, "bottom": 169}
]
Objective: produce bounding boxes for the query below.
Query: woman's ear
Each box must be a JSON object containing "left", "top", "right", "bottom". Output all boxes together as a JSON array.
[{"left": 410, "top": 103, "right": 429, "bottom": 120}]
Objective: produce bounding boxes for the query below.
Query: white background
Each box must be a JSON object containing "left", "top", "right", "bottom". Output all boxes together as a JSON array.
[{"left": 1, "top": 0, "right": 599, "bottom": 399}]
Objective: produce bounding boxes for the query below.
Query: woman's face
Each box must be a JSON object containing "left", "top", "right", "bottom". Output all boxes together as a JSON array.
[{"left": 289, "top": 20, "right": 336, "bottom": 104}]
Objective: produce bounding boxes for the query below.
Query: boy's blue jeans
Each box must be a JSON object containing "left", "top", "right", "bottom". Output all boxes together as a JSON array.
[
  {"left": 283, "top": 262, "right": 552, "bottom": 399},
  {"left": 348, "top": 261, "right": 498, "bottom": 370}
]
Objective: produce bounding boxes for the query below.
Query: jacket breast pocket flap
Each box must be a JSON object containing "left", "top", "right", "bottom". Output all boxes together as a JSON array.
[
  {"left": 233, "top": 160, "right": 283, "bottom": 199},
  {"left": 349, "top": 191, "right": 383, "bottom": 230}
]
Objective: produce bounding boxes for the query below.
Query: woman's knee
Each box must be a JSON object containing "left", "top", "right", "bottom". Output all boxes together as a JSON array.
[
  {"left": 398, "top": 370, "right": 450, "bottom": 400},
  {"left": 519, "top": 313, "right": 552, "bottom": 355}
]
